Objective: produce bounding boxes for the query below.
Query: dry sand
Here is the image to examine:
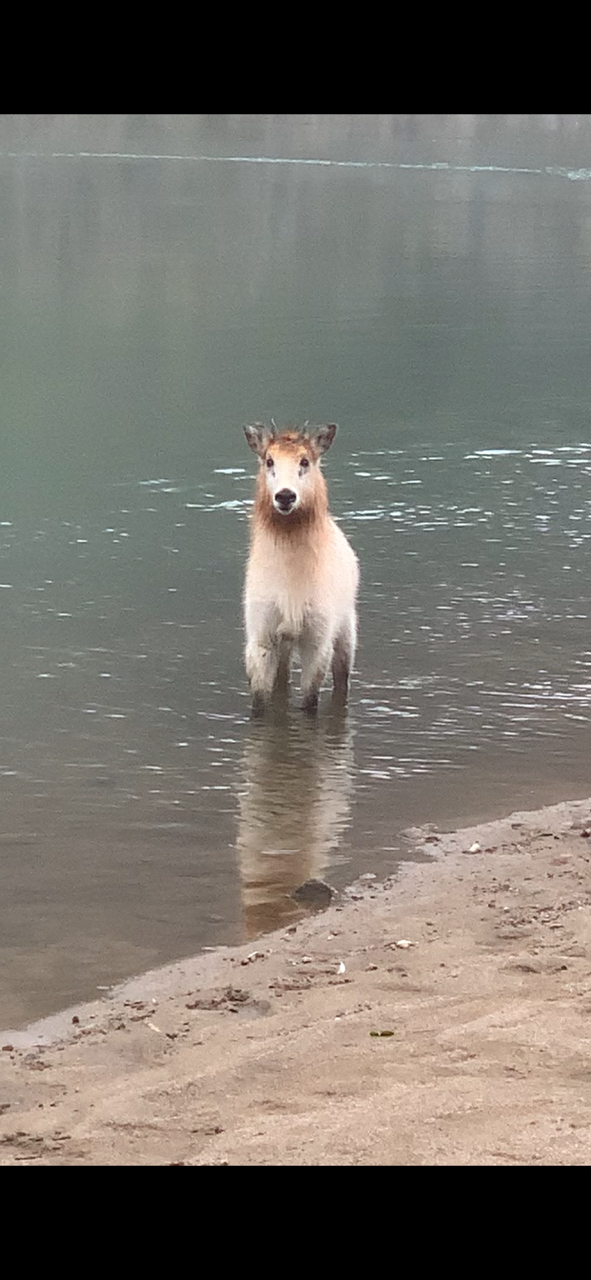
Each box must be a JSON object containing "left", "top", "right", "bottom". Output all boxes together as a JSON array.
[{"left": 2, "top": 795, "right": 591, "bottom": 1165}]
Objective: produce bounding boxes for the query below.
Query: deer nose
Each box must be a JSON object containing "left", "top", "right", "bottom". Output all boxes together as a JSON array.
[{"left": 274, "top": 488, "right": 297, "bottom": 511}]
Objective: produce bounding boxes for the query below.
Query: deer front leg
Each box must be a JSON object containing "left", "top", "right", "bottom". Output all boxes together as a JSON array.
[
  {"left": 244, "top": 601, "right": 287, "bottom": 715},
  {"left": 299, "top": 621, "right": 333, "bottom": 714}
]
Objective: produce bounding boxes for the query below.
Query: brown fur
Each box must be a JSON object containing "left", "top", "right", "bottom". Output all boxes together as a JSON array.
[
  {"left": 253, "top": 470, "right": 327, "bottom": 536},
  {"left": 243, "top": 421, "right": 359, "bottom": 712},
  {"left": 251, "top": 433, "right": 329, "bottom": 539}
]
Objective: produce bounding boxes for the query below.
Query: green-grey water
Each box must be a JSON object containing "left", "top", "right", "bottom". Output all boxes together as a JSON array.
[{"left": 2, "top": 115, "right": 591, "bottom": 1027}]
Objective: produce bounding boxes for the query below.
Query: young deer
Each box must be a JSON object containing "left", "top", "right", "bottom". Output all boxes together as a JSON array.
[{"left": 243, "top": 423, "right": 359, "bottom": 714}]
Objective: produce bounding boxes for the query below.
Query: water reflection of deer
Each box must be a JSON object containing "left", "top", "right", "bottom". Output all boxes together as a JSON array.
[{"left": 235, "top": 704, "right": 355, "bottom": 937}]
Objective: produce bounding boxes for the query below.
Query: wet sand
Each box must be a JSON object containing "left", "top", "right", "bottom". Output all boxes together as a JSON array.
[{"left": 2, "top": 795, "right": 591, "bottom": 1165}]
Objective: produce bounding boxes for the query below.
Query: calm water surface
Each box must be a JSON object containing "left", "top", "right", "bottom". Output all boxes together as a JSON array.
[{"left": 2, "top": 115, "right": 591, "bottom": 1026}]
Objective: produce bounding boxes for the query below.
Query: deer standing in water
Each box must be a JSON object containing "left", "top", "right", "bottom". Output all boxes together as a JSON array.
[{"left": 243, "top": 422, "right": 359, "bottom": 714}]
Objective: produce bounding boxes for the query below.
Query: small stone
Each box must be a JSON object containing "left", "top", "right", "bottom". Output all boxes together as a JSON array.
[{"left": 291, "top": 879, "right": 336, "bottom": 907}]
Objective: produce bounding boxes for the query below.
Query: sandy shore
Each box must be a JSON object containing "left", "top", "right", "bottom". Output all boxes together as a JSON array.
[{"left": 2, "top": 795, "right": 591, "bottom": 1165}]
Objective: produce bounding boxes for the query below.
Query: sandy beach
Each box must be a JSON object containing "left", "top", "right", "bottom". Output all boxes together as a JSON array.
[{"left": 2, "top": 794, "right": 591, "bottom": 1165}]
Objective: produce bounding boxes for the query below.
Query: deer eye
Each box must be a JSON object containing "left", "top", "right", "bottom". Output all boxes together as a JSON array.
[
  {"left": 266, "top": 456, "right": 274, "bottom": 469},
  {"left": 299, "top": 456, "right": 310, "bottom": 469}
]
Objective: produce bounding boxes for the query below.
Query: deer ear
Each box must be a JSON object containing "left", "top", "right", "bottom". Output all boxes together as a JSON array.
[
  {"left": 243, "top": 424, "right": 272, "bottom": 458},
  {"left": 309, "top": 423, "right": 338, "bottom": 456}
]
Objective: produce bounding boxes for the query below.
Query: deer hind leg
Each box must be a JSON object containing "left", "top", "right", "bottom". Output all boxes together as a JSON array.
[
  {"left": 331, "top": 615, "right": 357, "bottom": 702},
  {"left": 275, "top": 638, "right": 292, "bottom": 696}
]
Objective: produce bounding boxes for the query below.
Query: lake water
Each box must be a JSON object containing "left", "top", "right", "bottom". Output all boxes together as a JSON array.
[{"left": 2, "top": 115, "right": 591, "bottom": 1026}]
